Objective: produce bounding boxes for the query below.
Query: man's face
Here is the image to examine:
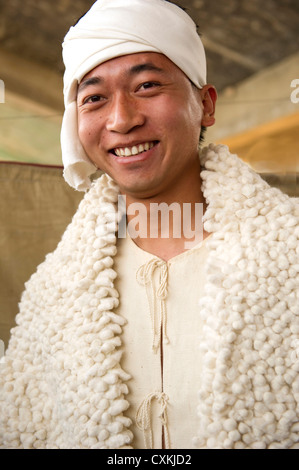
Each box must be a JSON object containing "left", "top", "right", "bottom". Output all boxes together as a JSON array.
[{"left": 77, "top": 52, "right": 215, "bottom": 199}]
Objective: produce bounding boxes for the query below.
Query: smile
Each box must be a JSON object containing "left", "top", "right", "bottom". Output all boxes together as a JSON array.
[{"left": 112, "top": 141, "right": 157, "bottom": 157}]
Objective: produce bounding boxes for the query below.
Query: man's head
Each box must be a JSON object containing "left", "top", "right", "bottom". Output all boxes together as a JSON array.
[
  {"left": 61, "top": 0, "right": 216, "bottom": 191},
  {"left": 77, "top": 52, "right": 216, "bottom": 199}
]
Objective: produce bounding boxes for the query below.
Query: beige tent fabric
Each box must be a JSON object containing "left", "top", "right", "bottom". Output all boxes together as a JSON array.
[{"left": 0, "top": 162, "right": 83, "bottom": 348}]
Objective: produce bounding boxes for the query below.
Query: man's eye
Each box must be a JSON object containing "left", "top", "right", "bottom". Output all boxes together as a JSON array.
[
  {"left": 83, "top": 95, "right": 104, "bottom": 104},
  {"left": 139, "top": 82, "right": 160, "bottom": 90}
]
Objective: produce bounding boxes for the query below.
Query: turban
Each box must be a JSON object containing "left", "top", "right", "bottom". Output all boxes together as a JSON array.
[{"left": 61, "top": 0, "right": 207, "bottom": 191}]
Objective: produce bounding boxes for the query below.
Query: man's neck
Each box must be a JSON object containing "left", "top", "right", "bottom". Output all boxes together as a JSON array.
[{"left": 123, "top": 161, "right": 209, "bottom": 261}]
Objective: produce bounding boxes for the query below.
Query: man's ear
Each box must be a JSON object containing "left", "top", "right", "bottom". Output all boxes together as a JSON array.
[{"left": 200, "top": 84, "right": 217, "bottom": 127}]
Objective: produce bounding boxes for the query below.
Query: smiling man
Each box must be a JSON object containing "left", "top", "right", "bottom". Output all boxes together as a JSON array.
[
  {"left": 76, "top": 51, "right": 216, "bottom": 259},
  {"left": 76, "top": 53, "right": 214, "bottom": 201},
  {"left": 1, "top": 0, "right": 299, "bottom": 450}
]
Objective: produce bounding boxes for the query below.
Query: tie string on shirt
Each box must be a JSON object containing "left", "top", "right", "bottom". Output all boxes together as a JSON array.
[{"left": 136, "top": 258, "right": 170, "bottom": 352}]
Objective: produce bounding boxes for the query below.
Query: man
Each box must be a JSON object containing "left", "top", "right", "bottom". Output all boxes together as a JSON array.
[{"left": 1, "top": 0, "right": 298, "bottom": 449}]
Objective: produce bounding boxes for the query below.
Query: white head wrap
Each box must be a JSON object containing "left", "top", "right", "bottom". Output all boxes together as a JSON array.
[{"left": 61, "top": 0, "right": 207, "bottom": 191}]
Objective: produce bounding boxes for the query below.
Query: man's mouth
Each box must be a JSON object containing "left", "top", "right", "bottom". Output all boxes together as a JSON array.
[{"left": 111, "top": 141, "right": 158, "bottom": 157}]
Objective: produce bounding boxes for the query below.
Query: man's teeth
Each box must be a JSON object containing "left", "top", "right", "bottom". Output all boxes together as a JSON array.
[{"left": 114, "top": 142, "right": 154, "bottom": 157}]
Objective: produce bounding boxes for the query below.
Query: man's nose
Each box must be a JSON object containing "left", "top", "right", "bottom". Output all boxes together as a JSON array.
[{"left": 106, "top": 93, "right": 145, "bottom": 134}]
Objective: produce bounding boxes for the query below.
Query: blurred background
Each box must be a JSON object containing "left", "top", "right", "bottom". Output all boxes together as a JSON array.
[{"left": 0, "top": 0, "right": 298, "bottom": 345}]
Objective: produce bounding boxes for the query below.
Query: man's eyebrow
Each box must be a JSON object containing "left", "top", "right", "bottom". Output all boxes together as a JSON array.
[
  {"left": 77, "top": 63, "right": 164, "bottom": 94},
  {"left": 129, "top": 63, "right": 164, "bottom": 75},
  {"left": 78, "top": 76, "right": 102, "bottom": 94}
]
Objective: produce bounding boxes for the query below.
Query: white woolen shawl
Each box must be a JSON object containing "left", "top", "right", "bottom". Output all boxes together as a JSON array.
[
  {"left": 1, "top": 144, "right": 299, "bottom": 449},
  {"left": 61, "top": 0, "right": 207, "bottom": 191}
]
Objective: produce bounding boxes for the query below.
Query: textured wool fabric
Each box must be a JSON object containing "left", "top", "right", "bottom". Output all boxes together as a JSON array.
[
  {"left": 0, "top": 144, "right": 298, "bottom": 449},
  {"left": 61, "top": 0, "right": 207, "bottom": 191}
]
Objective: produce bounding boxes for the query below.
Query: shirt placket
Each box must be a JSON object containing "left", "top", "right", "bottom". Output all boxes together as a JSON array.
[{"left": 136, "top": 258, "right": 170, "bottom": 448}]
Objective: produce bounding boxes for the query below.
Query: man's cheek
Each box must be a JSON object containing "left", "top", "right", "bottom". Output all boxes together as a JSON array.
[{"left": 78, "top": 125, "right": 95, "bottom": 150}]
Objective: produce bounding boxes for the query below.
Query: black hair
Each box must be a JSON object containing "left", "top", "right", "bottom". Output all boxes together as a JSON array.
[{"left": 199, "top": 126, "right": 207, "bottom": 143}]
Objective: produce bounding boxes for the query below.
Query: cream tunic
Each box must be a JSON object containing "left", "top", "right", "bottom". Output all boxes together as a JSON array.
[{"left": 114, "top": 234, "right": 210, "bottom": 449}]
